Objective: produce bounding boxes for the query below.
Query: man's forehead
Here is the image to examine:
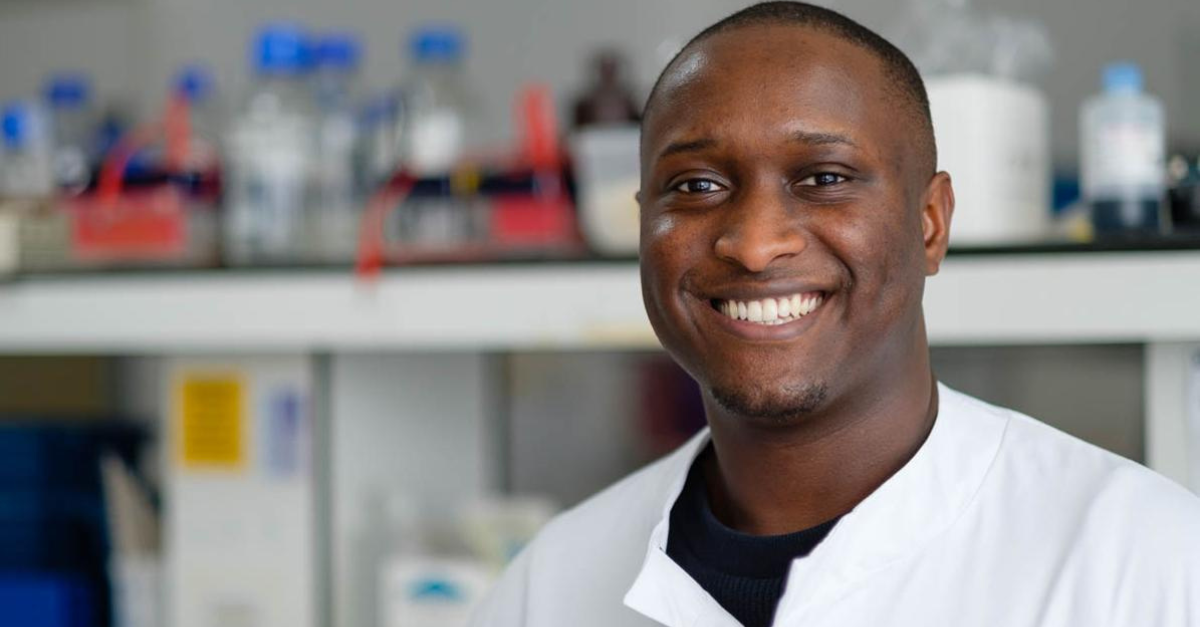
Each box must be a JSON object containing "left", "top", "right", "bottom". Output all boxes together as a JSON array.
[
  {"left": 643, "top": 27, "right": 888, "bottom": 154},
  {"left": 651, "top": 25, "right": 880, "bottom": 107}
]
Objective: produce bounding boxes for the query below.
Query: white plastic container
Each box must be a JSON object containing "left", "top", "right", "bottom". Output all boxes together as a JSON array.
[
  {"left": 380, "top": 556, "right": 492, "bottom": 627},
  {"left": 225, "top": 24, "right": 318, "bottom": 264},
  {"left": 1079, "top": 62, "right": 1166, "bottom": 234},
  {"left": 926, "top": 74, "right": 1050, "bottom": 245},
  {"left": 570, "top": 125, "right": 641, "bottom": 256}
]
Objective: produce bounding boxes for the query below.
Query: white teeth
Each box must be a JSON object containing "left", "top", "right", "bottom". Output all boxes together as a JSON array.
[
  {"left": 762, "top": 298, "right": 778, "bottom": 322},
  {"left": 747, "top": 301, "right": 763, "bottom": 322},
  {"left": 717, "top": 293, "right": 824, "bottom": 325}
]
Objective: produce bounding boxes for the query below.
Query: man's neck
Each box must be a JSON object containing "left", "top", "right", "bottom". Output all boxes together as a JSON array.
[{"left": 701, "top": 357, "right": 938, "bottom": 536}]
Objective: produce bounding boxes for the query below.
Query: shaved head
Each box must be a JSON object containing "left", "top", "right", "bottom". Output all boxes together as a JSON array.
[{"left": 643, "top": 1, "right": 936, "bottom": 175}]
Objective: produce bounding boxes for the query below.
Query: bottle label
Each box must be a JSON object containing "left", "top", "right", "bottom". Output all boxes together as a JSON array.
[
  {"left": 409, "top": 110, "right": 463, "bottom": 174},
  {"left": 1084, "top": 121, "right": 1165, "bottom": 196}
]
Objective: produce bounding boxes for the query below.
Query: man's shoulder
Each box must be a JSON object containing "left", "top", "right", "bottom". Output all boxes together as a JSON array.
[{"left": 949, "top": 388, "right": 1200, "bottom": 550}]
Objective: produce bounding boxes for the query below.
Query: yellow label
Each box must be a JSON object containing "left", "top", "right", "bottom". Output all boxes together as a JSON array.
[{"left": 177, "top": 374, "right": 245, "bottom": 468}]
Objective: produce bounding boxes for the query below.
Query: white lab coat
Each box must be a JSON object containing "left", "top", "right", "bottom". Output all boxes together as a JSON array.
[{"left": 469, "top": 384, "right": 1200, "bottom": 626}]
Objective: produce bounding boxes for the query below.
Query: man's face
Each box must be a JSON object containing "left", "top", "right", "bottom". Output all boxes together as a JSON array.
[{"left": 639, "top": 25, "right": 944, "bottom": 422}]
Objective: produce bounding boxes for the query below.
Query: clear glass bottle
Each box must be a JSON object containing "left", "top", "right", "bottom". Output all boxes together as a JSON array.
[
  {"left": 43, "top": 72, "right": 96, "bottom": 194},
  {"left": 312, "top": 33, "right": 363, "bottom": 262},
  {"left": 1080, "top": 62, "right": 1167, "bottom": 236},
  {"left": 0, "top": 101, "right": 55, "bottom": 198},
  {"left": 396, "top": 26, "right": 482, "bottom": 252},
  {"left": 224, "top": 23, "right": 318, "bottom": 264},
  {"left": 400, "top": 26, "right": 476, "bottom": 175}
]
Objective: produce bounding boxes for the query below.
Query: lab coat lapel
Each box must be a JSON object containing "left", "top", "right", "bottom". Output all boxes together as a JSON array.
[
  {"left": 624, "top": 429, "right": 741, "bottom": 627},
  {"left": 773, "top": 384, "right": 1008, "bottom": 623}
]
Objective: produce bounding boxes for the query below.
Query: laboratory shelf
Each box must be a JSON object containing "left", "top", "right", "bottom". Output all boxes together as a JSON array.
[{"left": 1, "top": 249, "right": 1199, "bottom": 353}]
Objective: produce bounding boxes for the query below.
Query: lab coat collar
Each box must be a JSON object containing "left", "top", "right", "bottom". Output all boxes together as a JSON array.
[{"left": 623, "top": 383, "right": 1009, "bottom": 626}]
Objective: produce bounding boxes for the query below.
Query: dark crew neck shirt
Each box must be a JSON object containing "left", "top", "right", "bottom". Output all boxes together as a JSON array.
[{"left": 665, "top": 446, "right": 840, "bottom": 627}]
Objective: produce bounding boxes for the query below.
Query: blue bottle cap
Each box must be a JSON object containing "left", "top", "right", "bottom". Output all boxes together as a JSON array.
[
  {"left": 253, "top": 23, "right": 313, "bottom": 76},
  {"left": 316, "top": 33, "right": 362, "bottom": 71},
  {"left": 43, "top": 73, "right": 91, "bottom": 108},
  {"left": 409, "top": 26, "right": 464, "bottom": 64},
  {"left": 174, "top": 65, "right": 215, "bottom": 103},
  {"left": 1102, "top": 62, "right": 1143, "bottom": 94},
  {"left": 2, "top": 101, "right": 30, "bottom": 148}
]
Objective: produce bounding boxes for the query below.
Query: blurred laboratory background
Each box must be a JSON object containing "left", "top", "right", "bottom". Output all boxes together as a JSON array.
[{"left": 0, "top": 0, "right": 1197, "bottom": 625}]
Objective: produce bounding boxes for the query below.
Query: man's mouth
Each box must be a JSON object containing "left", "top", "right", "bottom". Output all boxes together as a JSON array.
[{"left": 710, "top": 292, "right": 826, "bottom": 326}]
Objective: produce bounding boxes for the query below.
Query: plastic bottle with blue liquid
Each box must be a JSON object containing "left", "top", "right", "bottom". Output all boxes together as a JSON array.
[
  {"left": 225, "top": 23, "right": 318, "bottom": 264},
  {"left": 1080, "top": 62, "right": 1167, "bottom": 236}
]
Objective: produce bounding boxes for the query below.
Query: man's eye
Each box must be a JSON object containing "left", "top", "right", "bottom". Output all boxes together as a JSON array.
[
  {"left": 673, "top": 179, "right": 725, "bottom": 194},
  {"left": 799, "top": 173, "right": 848, "bottom": 186}
]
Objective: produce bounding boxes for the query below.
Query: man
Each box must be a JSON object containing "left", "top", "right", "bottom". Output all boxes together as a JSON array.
[{"left": 470, "top": 3, "right": 1200, "bottom": 625}]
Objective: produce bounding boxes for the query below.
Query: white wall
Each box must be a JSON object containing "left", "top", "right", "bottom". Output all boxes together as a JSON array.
[
  {"left": 508, "top": 351, "right": 652, "bottom": 506},
  {"left": 3, "top": 0, "right": 1197, "bottom": 163}
]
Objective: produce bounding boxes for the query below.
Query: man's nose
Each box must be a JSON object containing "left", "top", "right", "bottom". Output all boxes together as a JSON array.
[{"left": 712, "top": 185, "right": 807, "bottom": 273}]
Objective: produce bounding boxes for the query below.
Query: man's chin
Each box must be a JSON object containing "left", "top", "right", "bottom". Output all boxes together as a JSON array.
[{"left": 709, "top": 380, "right": 829, "bottom": 424}]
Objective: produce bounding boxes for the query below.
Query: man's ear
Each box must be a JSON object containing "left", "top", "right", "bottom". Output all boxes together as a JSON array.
[{"left": 921, "top": 171, "right": 955, "bottom": 276}]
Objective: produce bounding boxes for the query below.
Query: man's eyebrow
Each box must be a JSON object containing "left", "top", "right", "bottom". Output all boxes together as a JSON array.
[
  {"left": 657, "top": 131, "right": 856, "bottom": 160},
  {"left": 657, "top": 137, "right": 718, "bottom": 160},
  {"left": 790, "top": 130, "right": 857, "bottom": 147}
]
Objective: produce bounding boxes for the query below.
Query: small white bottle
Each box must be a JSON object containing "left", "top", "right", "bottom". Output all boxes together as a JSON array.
[
  {"left": 1079, "top": 62, "right": 1166, "bottom": 235},
  {"left": 225, "top": 23, "right": 318, "bottom": 264}
]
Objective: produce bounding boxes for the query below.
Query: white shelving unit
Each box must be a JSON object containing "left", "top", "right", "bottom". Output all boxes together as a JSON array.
[
  {"left": 2, "top": 250, "right": 1200, "bottom": 352},
  {"left": 3, "top": 250, "right": 1192, "bottom": 488},
  {"left": 3, "top": 250, "right": 1196, "bottom": 627}
]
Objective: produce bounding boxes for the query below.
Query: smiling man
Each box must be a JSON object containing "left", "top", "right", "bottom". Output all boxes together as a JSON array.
[{"left": 470, "top": 3, "right": 1200, "bottom": 626}]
